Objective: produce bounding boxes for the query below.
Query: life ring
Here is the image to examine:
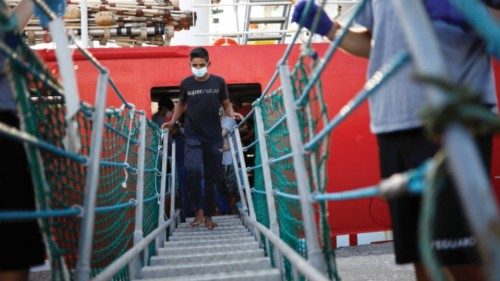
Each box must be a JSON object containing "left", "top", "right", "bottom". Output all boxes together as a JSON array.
[{"left": 213, "top": 37, "right": 238, "bottom": 46}]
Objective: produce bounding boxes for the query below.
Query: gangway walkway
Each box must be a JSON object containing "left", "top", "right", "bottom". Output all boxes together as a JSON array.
[
  {"left": 1, "top": 0, "right": 499, "bottom": 280},
  {"left": 135, "top": 216, "right": 280, "bottom": 281}
]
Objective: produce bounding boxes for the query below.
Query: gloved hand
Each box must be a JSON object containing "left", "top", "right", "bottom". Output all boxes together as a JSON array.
[{"left": 291, "top": 1, "right": 333, "bottom": 36}]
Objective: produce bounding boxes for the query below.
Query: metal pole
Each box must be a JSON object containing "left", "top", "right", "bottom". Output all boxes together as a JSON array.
[
  {"left": 169, "top": 142, "right": 177, "bottom": 235},
  {"left": 130, "top": 114, "right": 147, "bottom": 279},
  {"left": 390, "top": 1, "right": 500, "bottom": 280},
  {"left": 234, "top": 129, "right": 257, "bottom": 221},
  {"left": 156, "top": 131, "right": 169, "bottom": 250},
  {"left": 279, "top": 64, "right": 327, "bottom": 274},
  {"left": 254, "top": 105, "right": 283, "bottom": 273},
  {"left": 75, "top": 70, "right": 109, "bottom": 281},
  {"left": 79, "top": 0, "right": 89, "bottom": 47},
  {"left": 242, "top": 0, "right": 251, "bottom": 44},
  {"left": 228, "top": 130, "right": 248, "bottom": 213}
]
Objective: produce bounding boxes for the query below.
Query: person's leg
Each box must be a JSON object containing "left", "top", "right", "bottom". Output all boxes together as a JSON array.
[
  {"left": 184, "top": 138, "right": 204, "bottom": 224},
  {"left": 436, "top": 134, "right": 492, "bottom": 281},
  {"left": 0, "top": 112, "right": 45, "bottom": 279},
  {"left": 377, "top": 128, "right": 439, "bottom": 281},
  {"left": 225, "top": 164, "right": 238, "bottom": 214},
  {"left": 202, "top": 141, "right": 223, "bottom": 228},
  {"left": 0, "top": 270, "right": 30, "bottom": 281}
]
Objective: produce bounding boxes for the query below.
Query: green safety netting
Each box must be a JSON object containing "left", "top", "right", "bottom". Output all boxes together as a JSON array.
[
  {"left": 0, "top": 2, "right": 164, "bottom": 279},
  {"left": 252, "top": 54, "right": 338, "bottom": 280}
]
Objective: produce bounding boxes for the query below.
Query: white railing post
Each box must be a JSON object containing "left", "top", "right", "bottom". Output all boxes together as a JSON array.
[
  {"left": 254, "top": 105, "right": 284, "bottom": 274},
  {"left": 129, "top": 114, "right": 147, "bottom": 278},
  {"left": 279, "top": 64, "right": 327, "bottom": 274},
  {"left": 234, "top": 129, "right": 257, "bottom": 221},
  {"left": 390, "top": 1, "right": 500, "bottom": 279},
  {"left": 79, "top": 0, "right": 89, "bottom": 48},
  {"left": 169, "top": 142, "right": 177, "bottom": 235},
  {"left": 228, "top": 130, "right": 248, "bottom": 213},
  {"left": 75, "top": 70, "right": 109, "bottom": 281},
  {"left": 156, "top": 130, "right": 169, "bottom": 251}
]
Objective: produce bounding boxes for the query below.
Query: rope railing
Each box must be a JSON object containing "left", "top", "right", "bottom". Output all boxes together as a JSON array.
[
  {"left": 230, "top": 1, "right": 500, "bottom": 281},
  {"left": 0, "top": 1, "right": 178, "bottom": 280}
]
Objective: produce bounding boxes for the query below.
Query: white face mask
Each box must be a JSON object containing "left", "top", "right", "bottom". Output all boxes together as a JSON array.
[{"left": 191, "top": 66, "right": 208, "bottom": 78}]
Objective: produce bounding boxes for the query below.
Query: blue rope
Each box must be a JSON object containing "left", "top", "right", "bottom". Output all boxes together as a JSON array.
[
  {"left": 274, "top": 190, "right": 301, "bottom": 201},
  {"left": 313, "top": 186, "right": 380, "bottom": 201},
  {"left": 244, "top": 138, "right": 259, "bottom": 151},
  {"left": 251, "top": 188, "right": 267, "bottom": 195},
  {"left": 269, "top": 152, "right": 294, "bottom": 165},
  {"left": 265, "top": 115, "right": 287, "bottom": 135},
  {"left": 247, "top": 164, "right": 263, "bottom": 171},
  {"left": 0, "top": 195, "right": 159, "bottom": 221},
  {"left": 305, "top": 52, "right": 410, "bottom": 151},
  {"left": 0, "top": 122, "right": 87, "bottom": 163},
  {"left": 0, "top": 208, "right": 80, "bottom": 221},
  {"left": 104, "top": 122, "right": 138, "bottom": 145}
]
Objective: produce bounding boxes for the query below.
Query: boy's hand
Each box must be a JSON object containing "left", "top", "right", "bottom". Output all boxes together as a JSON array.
[{"left": 291, "top": 1, "right": 333, "bottom": 36}]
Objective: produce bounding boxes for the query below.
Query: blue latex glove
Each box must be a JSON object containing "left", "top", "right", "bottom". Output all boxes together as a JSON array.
[
  {"left": 424, "top": 0, "right": 468, "bottom": 29},
  {"left": 291, "top": 1, "right": 333, "bottom": 36},
  {"left": 34, "top": 0, "right": 66, "bottom": 28}
]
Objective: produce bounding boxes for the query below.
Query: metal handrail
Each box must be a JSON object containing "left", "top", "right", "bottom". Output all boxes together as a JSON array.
[
  {"left": 240, "top": 209, "right": 330, "bottom": 281},
  {"left": 93, "top": 212, "right": 179, "bottom": 281}
]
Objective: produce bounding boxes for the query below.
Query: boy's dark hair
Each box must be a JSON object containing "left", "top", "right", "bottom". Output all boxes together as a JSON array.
[
  {"left": 190, "top": 47, "right": 209, "bottom": 62},
  {"left": 158, "top": 97, "right": 174, "bottom": 111}
]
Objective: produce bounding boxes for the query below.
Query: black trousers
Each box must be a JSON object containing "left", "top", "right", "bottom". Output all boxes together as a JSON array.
[
  {"left": 0, "top": 111, "right": 45, "bottom": 269},
  {"left": 377, "top": 127, "right": 492, "bottom": 265},
  {"left": 184, "top": 138, "right": 222, "bottom": 217}
]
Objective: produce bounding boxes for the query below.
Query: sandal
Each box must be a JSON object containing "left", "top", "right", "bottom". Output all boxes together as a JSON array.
[
  {"left": 189, "top": 217, "right": 204, "bottom": 227},
  {"left": 204, "top": 219, "right": 218, "bottom": 230}
]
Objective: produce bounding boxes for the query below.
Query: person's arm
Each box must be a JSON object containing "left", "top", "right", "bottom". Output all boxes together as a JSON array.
[
  {"left": 222, "top": 98, "right": 234, "bottom": 118},
  {"left": 292, "top": 1, "right": 371, "bottom": 58},
  {"left": 11, "top": 0, "right": 34, "bottom": 30},
  {"left": 325, "top": 22, "right": 371, "bottom": 58},
  {"left": 162, "top": 101, "right": 186, "bottom": 129},
  {"left": 488, "top": 7, "right": 500, "bottom": 20},
  {"left": 222, "top": 127, "right": 229, "bottom": 138}
]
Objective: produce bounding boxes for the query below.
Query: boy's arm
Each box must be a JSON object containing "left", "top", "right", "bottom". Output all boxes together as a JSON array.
[
  {"left": 162, "top": 101, "right": 186, "bottom": 129},
  {"left": 222, "top": 98, "right": 234, "bottom": 118}
]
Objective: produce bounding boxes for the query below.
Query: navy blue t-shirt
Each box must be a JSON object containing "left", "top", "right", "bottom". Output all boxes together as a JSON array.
[{"left": 179, "top": 75, "right": 229, "bottom": 143}]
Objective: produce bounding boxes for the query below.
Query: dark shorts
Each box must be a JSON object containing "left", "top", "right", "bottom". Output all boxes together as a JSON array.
[
  {"left": 377, "top": 128, "right": 491, "bottom": 265},
  {"left": 0, "top": 111, "right": 46, "bottom": 270},
  {"left": 219, "top": 164, "right": 237, "bottom": 194}
]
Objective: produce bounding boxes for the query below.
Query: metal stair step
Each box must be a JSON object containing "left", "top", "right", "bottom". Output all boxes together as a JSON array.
[
  {"left": 249, "top": 0, "right": 290, "bottom": 3},
  {"left": 169, "top": 232, "right": 251, "bottom": 241},
  {"left": 249, "top": 17, "right": 288, "bottom": 24},
  {"left": 158, "top": 241, "right": 260, "bottom": 256},
  {"left": 185, "top": 215, "right": 239, "bottom": 222},
  {"left": 150, "top": 249, "right": 265, "bottom": 266},
  {"left": 171, "top": 228, "right": 250, "bottom": 237},
  {"left": 139, "top": 257, "right": 273, "bottom": 279},
  {"left": 174, "top": 225, "right": 247, "bottom": 233},
  {"left": 178, "top": 220, "right": 242, "bottom": 228},
  {"left": 136, "top": 268, "right": 281, "bottom": 281},
  {"left": 165, "top": 236, "right": 255, "bottom": 248}
]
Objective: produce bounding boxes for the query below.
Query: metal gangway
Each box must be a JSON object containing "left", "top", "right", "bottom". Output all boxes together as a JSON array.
[{"left": 0, "top": 0, "right": 499, "bottom": 280}]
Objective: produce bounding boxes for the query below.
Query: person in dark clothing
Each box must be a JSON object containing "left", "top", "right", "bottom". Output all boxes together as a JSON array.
[
  {"left": 0, "top": 1, "right": 46, "bottom": 280},
  {"left": 152, "top": 97, "right": 174, "bottom": 127},
  {"left": 165, "top": 47, "right": 234, "bottom": 230}
]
